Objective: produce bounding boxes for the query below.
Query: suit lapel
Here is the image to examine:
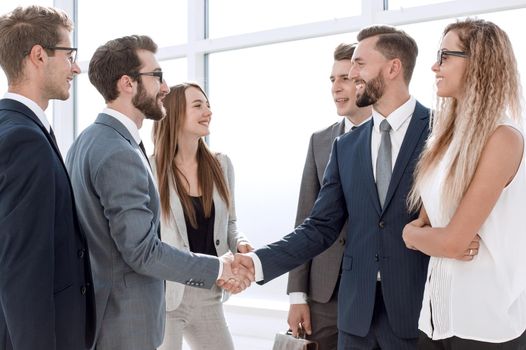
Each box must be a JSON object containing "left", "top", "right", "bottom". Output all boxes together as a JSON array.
[
  {"left": 382, "top": 102, "right": 429, "bottom": 212},
  {"left": 360, "top": 120, "right": 383, "bottom": 215}
]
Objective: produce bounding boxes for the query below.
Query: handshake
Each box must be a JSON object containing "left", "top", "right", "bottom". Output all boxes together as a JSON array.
[{"left": 216, "top": 247, "right": 257, "bottom": 294}]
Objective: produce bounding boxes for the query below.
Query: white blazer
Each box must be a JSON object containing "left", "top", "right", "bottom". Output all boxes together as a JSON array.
[{"left": 151, "top": 153, "right": 249, "bottom": 311}]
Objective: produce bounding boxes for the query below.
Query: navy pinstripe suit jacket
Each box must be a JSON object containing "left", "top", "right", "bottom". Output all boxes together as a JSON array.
[{"left": 257, "top": 101, "right": 430, "bottom": 339}]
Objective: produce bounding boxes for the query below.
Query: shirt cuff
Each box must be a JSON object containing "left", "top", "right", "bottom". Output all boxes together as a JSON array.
[
  {"left": 217, "top": 259, "right": 223, "bottom": 280},
  {"left": 247, "top": 252, "right": 264, "bottom": 282},
  {"left": 289, "top": 292, "right": 308, "bottom": 304}
]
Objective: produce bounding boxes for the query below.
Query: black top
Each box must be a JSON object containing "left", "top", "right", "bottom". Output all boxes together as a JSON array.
[{"left": 185, "top": 196, "right": 217, "bottom": 256}]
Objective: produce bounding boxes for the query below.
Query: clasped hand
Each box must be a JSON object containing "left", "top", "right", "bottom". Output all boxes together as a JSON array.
[{"left": 217, "top": 252, "right": 256, "bottom": 293}]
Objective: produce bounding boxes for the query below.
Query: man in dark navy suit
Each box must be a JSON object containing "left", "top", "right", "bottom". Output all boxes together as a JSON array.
[
  {"left": 0, "top": 6, "right": 95, "bottom": 350},
  {"left": 231, "top": 26, "right": 431, "bottom": 349}
]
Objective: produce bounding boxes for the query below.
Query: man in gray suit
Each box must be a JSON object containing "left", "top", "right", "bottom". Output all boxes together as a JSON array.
[
  {"left": 66, "top": 35, "right": 252, "bottom": 350},
  {"left": 286, "top": 43, "right": 371, "bottom": 350}
]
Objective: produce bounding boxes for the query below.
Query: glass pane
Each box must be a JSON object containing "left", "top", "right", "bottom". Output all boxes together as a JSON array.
[
  {"left": 77, "top": 0, "right": 187, "bottom": 62},
  {"left": 208, "top": 0, "right": 360, "bottom": 38},
  {"left": 76, "top": 58, "right": 187, "bottom": 157},
  {"left": 208, "top": 33, "right": 354, "bottom": 302},
  {"left": 388, "top": 0, "right": 453, "bottom": 10}
]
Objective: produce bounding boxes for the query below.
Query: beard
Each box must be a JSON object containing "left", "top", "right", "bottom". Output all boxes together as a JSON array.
[
  {"left": 132, "top": 81, "right": 166, "bottom": 121},
  {"left": 355, "top": 73, "right": 385, "bottom": 107}
]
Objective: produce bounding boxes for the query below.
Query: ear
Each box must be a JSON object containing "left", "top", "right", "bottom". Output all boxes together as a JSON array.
[
  {"left": 116, "top": 74, "right": 136, "bottom": 96},
  {"left": 27, "top": 45, "right": 47, "bottom": 67},
  {"left": 386, "top": 58, "right": 403, "bottom": 80}
]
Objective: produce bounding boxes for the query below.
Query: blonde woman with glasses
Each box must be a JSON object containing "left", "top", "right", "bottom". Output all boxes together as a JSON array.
[{"left": 403, "top": 19, "right": 526, "bottom": 349}]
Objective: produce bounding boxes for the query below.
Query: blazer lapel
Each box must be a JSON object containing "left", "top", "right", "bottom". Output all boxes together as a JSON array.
[
  {"left": 168, "top": 185, "right": 191, "bottom": 248},
  {"left": 360, "top": 120, "right": 382, "bottom": 215},
  {"left": 382, "top": 102, "right": 429, "bottom": 211},
  {"left": 212, "top": 186, "right": 227, "bottom": 250}
]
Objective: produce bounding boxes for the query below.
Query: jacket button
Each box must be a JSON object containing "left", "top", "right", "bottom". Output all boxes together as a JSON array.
[
  {"left": 80, "top": 286, "right": 87, "bottom": 295},
  {"left": 339, "top": 238, "right": 346, "bottom": 245},
  {"left": 215, "top": 240, "right": 220, "bottom": 246},
  {"left": 78, "top": 249, "right": 85, "bottom": 258},
  {"left": 375, "top": 254, "right": 380, "bottom": 262},
  {"left": 378, "top": 221, "right": 385, "bottom": 228}
]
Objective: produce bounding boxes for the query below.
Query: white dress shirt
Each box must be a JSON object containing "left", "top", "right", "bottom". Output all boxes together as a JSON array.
[
  {"left": 253, "top": 96, "right": 417, "bottom": 285},
  {"left": 3, "top": 92, "right": 50, "bottom": 132}
]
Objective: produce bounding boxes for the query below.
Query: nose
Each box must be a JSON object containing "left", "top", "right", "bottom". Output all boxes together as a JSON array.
[
  {"left": 71, "top": 62, "right": 81, "bottom": 75},
  {"left": 431, "top": 61, "right": 439, "bottom": 72},
  {"left": 348, "top": 64, "right": 358, "bottom": 80},
  {"left": 160, "top": 79, "right": 169, "bottom": 94}
]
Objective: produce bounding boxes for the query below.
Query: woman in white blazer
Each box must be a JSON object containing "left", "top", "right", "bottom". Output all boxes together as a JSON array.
[{"left": 151, "top": 82, "right": 252, "bottom": 350}]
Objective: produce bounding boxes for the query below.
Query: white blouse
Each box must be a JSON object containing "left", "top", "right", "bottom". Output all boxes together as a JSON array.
[{"left": 418, "top": 118, "right": 526, "bottom": 342}]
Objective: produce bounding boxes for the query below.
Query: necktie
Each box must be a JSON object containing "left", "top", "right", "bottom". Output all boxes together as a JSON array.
[
  {"left": 351, "top": 125, "right": 358, "bottom": 131},
  {"left": 376, "top": 119, "right": 392, "bottom": 208},
  {"left": 138, "top": 141, "right": 151, "bottom": 168}
]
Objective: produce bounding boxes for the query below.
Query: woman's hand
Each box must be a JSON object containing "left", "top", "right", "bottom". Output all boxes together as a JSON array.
[{"left": 237, "top": 242, "right": 254, "bottom": 253}]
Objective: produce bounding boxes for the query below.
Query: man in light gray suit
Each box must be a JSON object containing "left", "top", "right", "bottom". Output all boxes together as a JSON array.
[
  {"left": 286, "top": 43, "right": 371, "bottom": 350},
  {"left": 66, "top": 35, "right": 252, "bottom": 350}
]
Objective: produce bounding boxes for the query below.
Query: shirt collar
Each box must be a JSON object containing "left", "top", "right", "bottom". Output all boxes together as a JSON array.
[
  {"left": 102, "top": 107, "right": 142, "bottom": 145},
  {"left": 3, "top": 92, "right": 50, "bottom": 132},
  {"left": 344, "top": 116, "right": 372, "bottom": 133},
  {"left": 372, "top": 96, "right": 416, "bottom": 132}
]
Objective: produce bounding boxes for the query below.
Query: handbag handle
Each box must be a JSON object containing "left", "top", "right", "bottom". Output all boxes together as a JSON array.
[{"left": 285, "top": 329, "right": 319, "bottom": 350}]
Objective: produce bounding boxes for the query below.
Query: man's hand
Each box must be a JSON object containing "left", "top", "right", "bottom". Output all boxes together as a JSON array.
[
  {"left": 288, "top": 304, "right": 312, "bottom": 337},
  {"left": 455, "top": 234, "right": 481, "bottom": 261},
  {"left": 216, "top": 252, "right": 255, "bottom": 293}
]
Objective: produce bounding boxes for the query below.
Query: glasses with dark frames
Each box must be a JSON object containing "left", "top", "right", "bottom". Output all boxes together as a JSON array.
[
  {"left": 43, "top": 46, "right": 78, "bottom": 64},
  {"left": 135, "top": 71, "right": 163, "bottom": 83},
  {"left": 436, "top": 49, "right": 468, "bottom": 65}
]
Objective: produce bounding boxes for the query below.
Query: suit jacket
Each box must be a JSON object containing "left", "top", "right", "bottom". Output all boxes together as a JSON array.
[
  {"left": 0, "top": 99, "right": 95, "bottom": 350},
  {"left": 150, "top": 153, "right": 249, "bottom": 311},
  {"left": 287, "top": 120, "right": 347, "bottom": 303},
  {"left": 256, "top": 102, "right": 430, "bottom": 338},
  {"left": 65, "top": 113, "right": 220, "bottom": 350}
]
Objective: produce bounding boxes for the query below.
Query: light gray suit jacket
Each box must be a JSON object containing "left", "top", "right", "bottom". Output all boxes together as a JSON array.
[
  {"left": 66, "top": 113, "right": 219, "bottom": 350},
  {"left": 150, "top": 153, "right": 249, "bottom": 311},
  {"left": 286, "top": 119, "right": 348, "bottom": 303}
]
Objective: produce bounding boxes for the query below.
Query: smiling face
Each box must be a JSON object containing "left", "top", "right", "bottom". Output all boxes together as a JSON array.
[
  {"left": 132, "top": 49, "right": 169, "bottom": 121},
  {"left": 180, "top": 86, "right": 212, "bottom": 139},
  {"left": 42, "top": 26, "right": 80, "bottom": 101},
  {"left": 331, "top": 59, "right": 362, "bottom": 117},
  {"left": 432, "top": 30, "right": 468, "bottom": 100},
  {"left": 349, "top": 36, "right": 389, "bottom": 108}
]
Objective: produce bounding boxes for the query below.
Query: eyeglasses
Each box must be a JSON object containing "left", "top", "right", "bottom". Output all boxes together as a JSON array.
[
  {"left": 135, "top": 71, "right": 163, "bottom": 83},
  {"left": 43, "top": 46, "right": 78, "bottom": 64},
  {"left": 436, "top": 49, "right": 468, "bottom": 66}
]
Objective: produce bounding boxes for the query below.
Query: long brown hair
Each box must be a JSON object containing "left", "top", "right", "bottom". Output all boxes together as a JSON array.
[
  {"left": 408, "top": 19, "right": 522, "bottom": 214},
  {"left": 153, "top": 83, "right": 230, "bottom": 228}
]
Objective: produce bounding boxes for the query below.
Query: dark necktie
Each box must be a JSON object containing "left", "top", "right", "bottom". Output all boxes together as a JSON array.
[
  {"left": 351, "top": 125, "right": 358, "bottom": 131},
  {"left": 138, "top": 141, "right": 151, "bottom": 168},
  {"left": 376, "top": 120, "right": 392, "bottom": 208}
]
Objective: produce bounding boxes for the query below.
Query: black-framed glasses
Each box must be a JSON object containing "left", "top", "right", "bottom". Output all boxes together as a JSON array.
[
  {"left": 436, "top": 49, "right": 468, "bottom": 66},
  {"left": 43, "top": 46, "right": 78, "bottom": 64},
  {"left": 135, "top": 71, "right": 163, "bottom": 83}
]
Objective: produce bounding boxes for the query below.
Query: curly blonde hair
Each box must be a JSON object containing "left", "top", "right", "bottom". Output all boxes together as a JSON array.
[{"left": 408, "top": 18, "right": 522, "bottom": 214}]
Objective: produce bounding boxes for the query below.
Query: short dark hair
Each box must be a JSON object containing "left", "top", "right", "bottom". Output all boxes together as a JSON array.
[
  {"left": 333, "top": 43, "right": 357, "bottom": 61},
  {"left": 0, "top": 5, "right": 72, "bottom": 83},
  {"left": 88, "top": 35, "right": 157, "bottom": 102},
  {"left": 357, "top": 25, "right": 418, "bottom": 84}
]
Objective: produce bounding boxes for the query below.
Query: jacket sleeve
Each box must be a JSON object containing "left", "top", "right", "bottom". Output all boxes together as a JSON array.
[
  {"left": 220, "top": 154, "right": 250, "bottom": 252},
  {"left": 92, "top": 147, "right": 219, "bottom": 288},
  {"left": 0, "top": 126, "right": 57, "bottom": 349},
  {"left": 286, "top": 134, "right": 319, "bottom": 294}
]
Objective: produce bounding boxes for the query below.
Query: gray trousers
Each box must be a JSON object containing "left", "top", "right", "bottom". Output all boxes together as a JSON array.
[
  {"left": 159, "top": 285, "right": 234, "bottom": 350},
  {"left": 306, "top": 292, "right": 339, "bottom": 350}
]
